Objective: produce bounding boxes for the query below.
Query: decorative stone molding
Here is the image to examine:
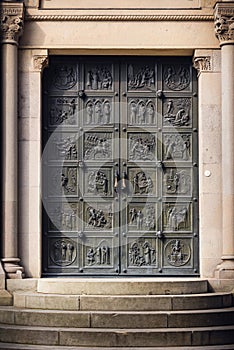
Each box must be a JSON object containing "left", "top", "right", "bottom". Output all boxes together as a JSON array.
[
  {"left": 0, "top": 2, "right": 24, "bottom": 44},
  {"left": 1, "top": 258, "right": 24, "bottom": 279},
  {"left": 33, "top": 54, "right": 49, "bottom": 72},
  {"left": 193, "top": 56, "right": 212, "bottom": 76},
  {"left": 214, "top": 3, "right": 234, "bottom": 44},
  {"left": 25, "top": 14, "right": 213, "bottom": 22}
]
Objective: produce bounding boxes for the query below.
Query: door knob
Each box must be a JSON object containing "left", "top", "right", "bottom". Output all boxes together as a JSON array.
[
  {"left": 157, "top": 161, "right": 165, "bottom": 172},
  {"left": 156, "top": 231, "right": 164, "bottom": 239},
  {"left": 156, "top": 90, "right": 164, "bottom": 99},
  {"left": 78, "top": 90, "right": 86, "bottom": 99}
]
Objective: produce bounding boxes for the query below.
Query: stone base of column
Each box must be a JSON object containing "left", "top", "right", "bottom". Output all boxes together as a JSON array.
[
  {"left": 0, "top": 262, "right": 6, "bottom": 289},
  {"left": 1, "top": 258, "right": 24, "bottom": 279},
  {"left": 215, "top": 258, "right": 234, "bottom": 279}
]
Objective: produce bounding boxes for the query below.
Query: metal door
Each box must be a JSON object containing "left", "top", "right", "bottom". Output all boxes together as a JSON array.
[{"left": 42, "top": 56, "right": 198, "bottom": 276}]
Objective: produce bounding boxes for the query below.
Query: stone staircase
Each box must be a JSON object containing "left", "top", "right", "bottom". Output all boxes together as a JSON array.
[{"left": 0, "top": 278, "right": 233, "bottom": 349}]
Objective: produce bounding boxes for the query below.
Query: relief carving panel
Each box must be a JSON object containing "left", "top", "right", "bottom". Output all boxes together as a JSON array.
[
  {"left": 86, "top": 65, "right": 113, "bottom": 90},
  {"left": 50, "top": 238, "right": 77, "bottom": 266},
  {"left": 128, "top": 168, "right": 156, "bottom": 196},
  {"left": 164, "top": 239, "right": 191, "bottom": 267},
  {"left": 128, "top": 237, "right": 157, "bottom": 267},
  {"left": 49, "top": 97, "right": 77, "bottom": 126},
  {"left": 128, "top": 99, "right": 156, "bottom": 125},
  {"left": 163, "top": 65, "right": 190, "bottom": 91},
  {"left": 128, "top": 204, "right": 156, "bottom": 231},
  {"left": 84, "top": 132, "right": 112, "bottom": 160},
  {"left": 163, "top": 134, "right": 191, "bottom": 161},
  {"left": 128, "top": 133, "right": 156, "bottom": 161},
  {"left": 128, "top": 64, "right": 155, "bottom": 90},
  {"left": 86, "top": 240, "right": 111, "bottom": 266},
  {"left": 85, "top": 98, "right": 112, "bottom": 125},
  {"left": 48, "top": 203, "right": 79, "bottom": 231},
  {"left": 85, "top": 203, "right": 113, "bottom": 230},
  {"left": 85, "top": 169, "right": 112, "bottom": 196},
  {"left": 163, "top": 98, "right": 191, "bottom": 127},
  {"left": 48, "top": 166, "right": 78, "bottom": 196},
  {"left": 163, "top": 203, "right": 192, "bottom": 232},
  {"left": 52, "top": 65, "right": 77, "bottom": 90},
  {"left": 163, "top": 168, "right": 192, "bottom": 196},
  {"left": 52, "top": 134, "right": 77, "bottom": 160}
]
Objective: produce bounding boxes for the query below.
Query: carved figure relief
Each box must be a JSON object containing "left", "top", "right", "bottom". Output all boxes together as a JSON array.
[
  {"left": 132, "top": 171, "right": 153, "bottom": 195},
  {"left": 165, "top": 239, "right": 191, "bottom": 267},
  {"left": 49, "top": 203, "right": 78, "bottom": 231},
  {"left": 86, "top": 66, "right": 112, "bottom": 90},
  {"left": 128, "top": 64, "right": 155, "bottom": 89},
  {"left": 53, "top": 65, "right": 77, "bottom": 90},
  {"left": 164, "top": 204, "right": 190, "bottom": 231},
  {"left": 163, "top": 134, "right": 191, "bottom": 161},
  {"left": 163, "top": 98, "right": 191, "bottom": 127},
  {"left": 129, "top": 99, "right": 156, "bottom": 125},
  {"left": 50, "top": 239, "right": 76, "bottom": 266},
  {"left": 87, "top": 241, "right": 111, "bottom": 266},
  {"left": 129, "top": 238, "right": 156, "bottom": 266},
  {"left": 84, "top": 133, "right": 112, "bottom": 160},
  {"left": 49, "top": 98, "right": 76, "bottom": 126},
  {"left": 85, "top": 99, "right": 111, "bottom": 124},
  {"left": 129, "top": 204, "right": 155, "bottom": 230},
  {"left": 163, "top": 169, "right": 191, "bottom": 195},
  {"left": 87, "top": 170, "right": 109, "bottom": 195},
  {"left": 129, "top": 134, "right": 156, "bottom": 161},
  {"left": 164, "top": 65, "right": 190, "bottom": 91},
  {"left": 86, "top": 205, "right": 112, "bottom": 229},
  {"left": 61, "top": 168, "right": 77, "bottom": 195},
  {"left": 54, "top": 136, "right": 77, "bottom": 160}
]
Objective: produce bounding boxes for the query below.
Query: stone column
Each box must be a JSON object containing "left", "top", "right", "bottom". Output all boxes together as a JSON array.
[
  {"left": 214, "top": 2, "right": 234, "bottom": 279},
  {"left": 17, "top": 50, "right": 48, "bottom": 278},
  {"left": 193, "top": 50, "right": 222, "bottom": 278},
  {"left": 0, "top": 1, "right": 24, "bottom": 278}
]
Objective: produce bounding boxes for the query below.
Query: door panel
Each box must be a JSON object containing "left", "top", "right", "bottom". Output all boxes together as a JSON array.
[{"left": 42, "top": 56, "right": 198, "bottom": 276}]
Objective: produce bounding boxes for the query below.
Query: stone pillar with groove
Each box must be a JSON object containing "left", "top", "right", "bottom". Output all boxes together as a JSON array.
[
  {"left": 214, "top": 1, "right": 234, "bottom": 279},
  {"left": 0, "top": 1, "right": 25, "bottom": 278}
]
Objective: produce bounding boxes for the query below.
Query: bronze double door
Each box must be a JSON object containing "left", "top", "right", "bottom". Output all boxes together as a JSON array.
[{"left": 42, "top": 56, "right": 199, "bottom": 276}]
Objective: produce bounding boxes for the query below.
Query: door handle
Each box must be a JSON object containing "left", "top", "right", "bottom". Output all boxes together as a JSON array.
[
  {"left": 122, "top": 171, "right": 127, "bottom": 190},
  {"left": 114, "top": 170, "right": 120, "bottom": 192}
]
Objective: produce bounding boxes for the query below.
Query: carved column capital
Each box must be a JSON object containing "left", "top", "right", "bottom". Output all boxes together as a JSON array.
[
  {"left": 0, "top": 2, "right": 24, "bottom": 44},
  {"left": 193, "top": 56, "right": 212, "bottom": 76},
  {"left": 33, "top": 55, "right": 49, "bottom": 72},
  {"left": 214, "top": 2, "right": 234, "bottom": 45}
]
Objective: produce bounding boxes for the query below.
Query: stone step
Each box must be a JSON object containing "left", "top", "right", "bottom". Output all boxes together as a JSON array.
[
  {"left": 37, "top": 278, "right": 208, "bottom": 295},
  {"left": 13, "top": 291, "right": 233, "bottom": 311},
  {"left": 0, "top": 290, "right": 12, "bottom": 307},
  {"left": 0, "top": 324, "right": 233, "bottom": 347},
  {"left": 0, "top": 343, "right": 234, "bottom": 350},
  {"left": 0, "top": 307, "right": 234, "bottom": 328}
]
